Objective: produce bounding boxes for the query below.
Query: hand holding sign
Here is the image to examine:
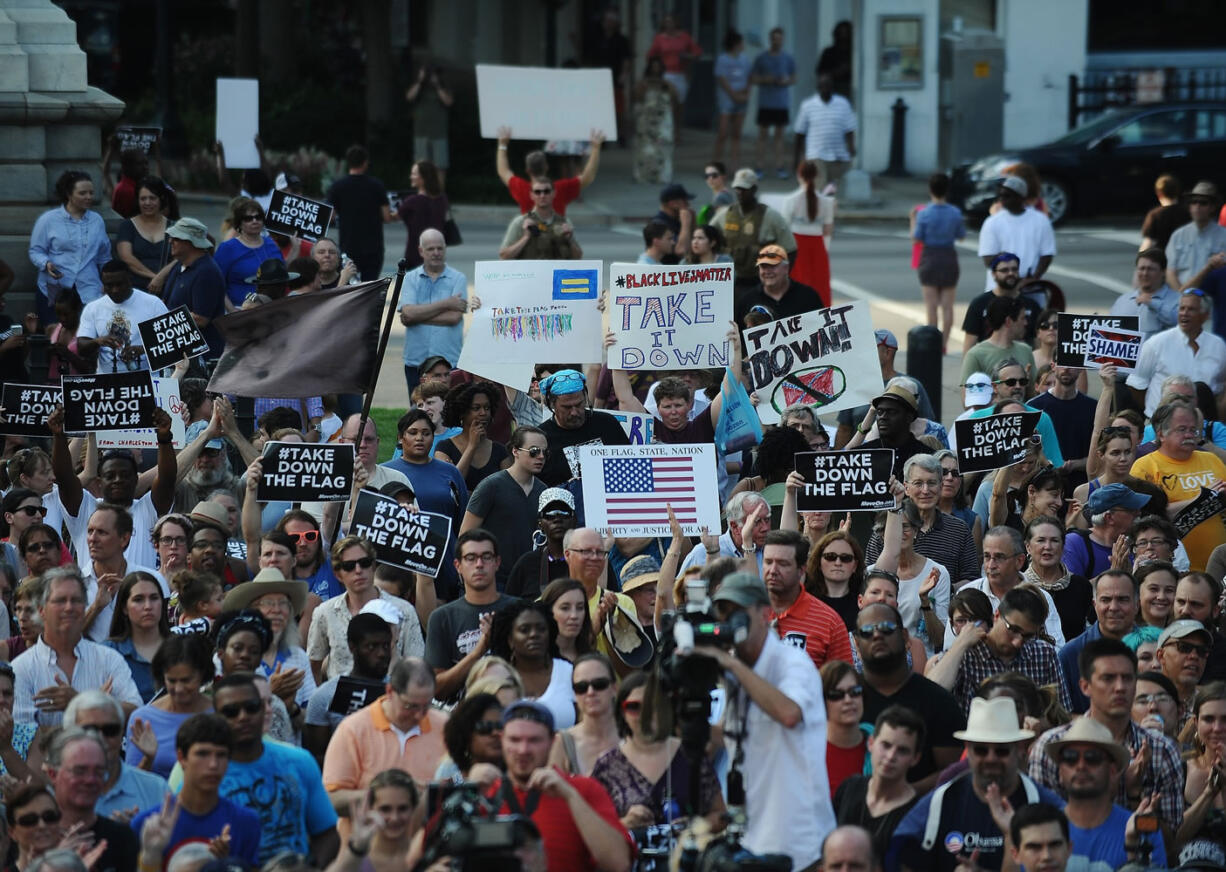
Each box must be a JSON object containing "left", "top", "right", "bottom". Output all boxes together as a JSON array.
[{"left": 954, "top": 412, "right": 1041, "bottom": 474}]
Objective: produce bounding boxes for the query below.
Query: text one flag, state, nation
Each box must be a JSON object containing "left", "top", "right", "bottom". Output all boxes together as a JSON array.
[{"left": 603, "top": 455, "right": 697, "bottom": 525}]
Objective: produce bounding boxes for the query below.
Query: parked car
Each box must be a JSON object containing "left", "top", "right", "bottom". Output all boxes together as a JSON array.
[{"left": 949, "top": 102, "right": 1226, "bottom": 224}]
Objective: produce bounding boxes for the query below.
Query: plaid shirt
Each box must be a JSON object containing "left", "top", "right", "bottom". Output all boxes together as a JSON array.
[
  {"left": 953, "top": 638, "right": 1071, "bottom": 716},
  {"left": 1028, "top": 719, "right": 1185, "bottom": 829}
]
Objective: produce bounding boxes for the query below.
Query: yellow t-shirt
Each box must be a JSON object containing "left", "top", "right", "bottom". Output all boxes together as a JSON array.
[{"left": 1131, "top": 450, "right": 1226, "bottom": 571}]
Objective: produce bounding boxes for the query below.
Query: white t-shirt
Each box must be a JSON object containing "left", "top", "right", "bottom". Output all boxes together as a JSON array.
[
  {"left": 977, "top": 207, "right": 1057, "bottom": 290},
  {"left": 77, "top": 290, "right": 169, "bottom": 373},
  {"left": 780, "top": 187, "right": 835, "bottom": 237},
  {"left": 868, "top": 556, "right": 950, "bottom": 655}
]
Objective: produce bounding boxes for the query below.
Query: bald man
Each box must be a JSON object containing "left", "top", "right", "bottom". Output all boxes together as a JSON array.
[
  {"left": 821, "top": 825, "right": 879, "bottom": 872},
  {"left": 398, "top": 227, "right": 468, "bottom": 395}
]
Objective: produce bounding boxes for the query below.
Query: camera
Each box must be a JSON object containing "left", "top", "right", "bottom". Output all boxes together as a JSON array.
[{"left": 417, "top": 782, "right": 539, "bottom": 872}]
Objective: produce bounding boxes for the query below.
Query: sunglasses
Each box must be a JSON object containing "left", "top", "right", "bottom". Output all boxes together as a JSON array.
[
  {"left": 15, "top": 810, "right": 62, "bottom": 827},
  {"left": 822, "top": 552, "right": 856, "bottom": 564},
  {"left": 541, "top": 509, "right": 574, "bottom": 519},
  {"left": 520, "top": 446, "right": 549, "bottom": 458},
  {"left": 1170, "top": 640, "right": 1209, "bottom": 657},
  {"left": 1038, "top": 322, "right": 1056, "bottom": 329},
  {"left": 532, "top": 188, "right": 553, "bottom": 195},
  {"left": 856, "top": 621, "right": 899, "bottom": 639},
  {"left": 339, "top": 556, "right": 375, "bottom": 572},
  {"left": 704, "top": 171, "right": 721, "bottom": 178},
  {"left": 1058, "top": 747, "right": 1108, "bottom": 766},
  {"left": 473, "top": 720, "right": 503, "bottom": 736},
  {"left": 1183, "top": 288, "right": 1206, "bottom": 297},
  {"left": 824, "top": 685, "right": 863, "bottom": 702},
  {"left": 1002, "top": 615, "right": 1039, "bottom": 641},
  {"left": 573, "top": 677, "right": 613, "bottom": 695},
  {"left": 995, "top": 377, "right": 1027, "bottom": 387},
  {"left": 970, "top": 744, "right": 1014, "bottom": 758},
  {"left": 218, "top": 699, "right": 264, "bottom": 719},
  {"left": 621, "top": 700, "right": 644, "bottom": 713},
  {"left": 80, "top": 722, "right": 123, "bottom": 738},
  {"left": 24, "top": 541, "right": 56, "bottom": 553},
  {"left": 941, "top": 468, "right": 962, "bottom": 478},
  {"left": 1101, "top": 426, "right": 1132, "bottom": 438},
  {"left": 191, "top": 538, "right": 225, "bottom": 551},
  {"left": 13, "top": 505, "right": 47, "bottom": 518},
  {"left": 288, "top": 530, "right": 320, "bottom": 544},
  {"left": 241, "top": 213, "right": 264, "bottom": 221}
]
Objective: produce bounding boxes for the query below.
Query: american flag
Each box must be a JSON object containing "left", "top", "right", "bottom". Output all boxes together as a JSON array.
[{"left": 603, "top": 455, "right": 697, "bottom": 524}]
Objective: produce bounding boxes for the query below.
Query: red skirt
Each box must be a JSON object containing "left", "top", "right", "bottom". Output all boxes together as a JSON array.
[{"left": 791, "top": 233, "right": 831, "bottom": 307}]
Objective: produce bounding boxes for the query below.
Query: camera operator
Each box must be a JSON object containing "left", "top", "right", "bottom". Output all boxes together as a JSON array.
[{"left": 692, "top": 572, "right": 837, "bottom": 871}]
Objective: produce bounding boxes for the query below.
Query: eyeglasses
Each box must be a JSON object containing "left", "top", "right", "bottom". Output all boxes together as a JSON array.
[
  {"left": 288, "top": 530, "right": 320, "bottom": 544},
  {"left": 80, "top": 722, "right": 123, "bottom": 738},
  {"left": 218, "top": 699, "right": 264, "bottom": 719},
  {"left": 825, "top": 685, "right": 864, "bottom": 701},
  {"left": 570, "top": 548, "right": 609, "bottom": 560},
  {"left": 338, "top": 556, "right": 375, "bottom": 572},
  {"left": 519, "top": 446, "right": 549, "bottom": 458},
  {"left": 906, "top": 479, "right": 939, "bottom": 492},
  {"left": 1001, "top": 614, "right": 1039, "bottom": 641},
  {"left": 856, "top": 621, "right": 899, "bottom": 639},
  {"left": 573, "top": 677, "right": 613, "bottom": 695},
  {"left": 995, "top": 377, "right": 1027, "bottom": 387},
  {"left": 473, "top": 720, "right": 503, "bottom": 736},
  {"left": 461, "top": 552, "right": 498, "bottom": 564},
  {"left": 822, "top": 552, "right": 856, "bottom": 564},
  {"left": 1170, "top": 640, "right": 1209, "bottom": 657},
  {"left": 157, "top": 535, "right": 188, "bottom": 547},
  {"left": 983, "top": 552, "right": 1020, "bottom": 564},
  {"left": 531, "top": 188, "right": 553, "bottom": 195},
  {"left": 23, "top": 541, "right": 56, "bottom": 553},
  {"left": 969, "top": 744, "right": 1014, "bottom": 758},
  {"left": 14, "top": 505, "right": 47, "bottom": 518},
  {"left": 621, "top": 700, "right": 644, "bottom": 713},
  {"left": 191, "top": 538, "right": 225, "bottom": 551},
  {"left": 1133, "top": 537, "right": 1170, "bottom": 550},
  {"left": 1135, "top": 692, "right": 1173, "bottom": 706},
  {"left": 241, "top": 213, "right": 264, "bottom": 222},
  {"left": 941, "top": 468, "right": 962, "bottom": 478},
  {"left": 14, "top": 810, "right": 62, "bottom": 827},
  {"left": 1058, "top": 748, "right": 1108, "bottom": 766}
]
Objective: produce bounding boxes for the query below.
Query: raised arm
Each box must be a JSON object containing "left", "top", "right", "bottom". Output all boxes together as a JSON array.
[
  {"left": 577, "top": 130, "right": 605, "bottom": 189},
  {"left": 149, "top": 408, "right": 178, "bottom": 515},
  {"left": 46, "top": 407, "right": 83, "bottom": 516},
  {"left": 1085, "top": 364, "right": 1117, "bottom": 479},
  {"left": 496, "top": 126, "right": 514, "bottom": 186},
  {"left": 241, "top": 457, "right": 264, "bottom": 574}
]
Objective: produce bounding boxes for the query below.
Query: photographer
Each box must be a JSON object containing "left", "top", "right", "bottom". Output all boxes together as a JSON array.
[{"left": 693, "top": 572, "right": 836, "bottom": 871}]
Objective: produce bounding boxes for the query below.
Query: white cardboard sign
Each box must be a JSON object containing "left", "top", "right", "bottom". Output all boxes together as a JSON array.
[
  {"left": 477, "top": 65, "right": 618, "bottom": 141},
  {"left": 579, "top": 443, "right": 720, "bottom": 536},
  {"left": 215, "top": 78, "right": 260, "bottom": 169}
]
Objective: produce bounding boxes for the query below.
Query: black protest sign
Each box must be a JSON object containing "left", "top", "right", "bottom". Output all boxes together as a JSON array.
[
  {"left": 1055, "top": 314, "right": 1139, "bottom": 367},
  {"left": 115, "top": 126, "right": 161, "bottom": 153},
  {"left": 138, "top": 306, "right": 210, "bottom": 370},
  {"left": 257, "top": 441, "right": 355, "bottom": 502},
  {"left": 62, "top": 371, "right": 156, "bottom": 433},
  {"left": 795, "top": 449, "right": 896, "bottom": 512},
  {"left": 350, "top": 489, "right": 453, "bottom": 578},
  {"left": 955, "top": 411, "right": 1041, "bottom": 473},
  {"left": 328, "top": 676, "right": 386, "bottom": 715},
  {"left": 1173, "top": 487, "right": 1226, "bottom": 539},
  {"left": 0, "top": 384, "right": 62, "bottom": 437},
  {"left": 265, "top": 189, "right": 333, "bottom": 241}
]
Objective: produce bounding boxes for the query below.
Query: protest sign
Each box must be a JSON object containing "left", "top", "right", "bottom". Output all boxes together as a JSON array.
[
  {"left": 955, "top": 411, "right": 1041, "bottom": 473},
  {"left": 458, "top": 260, "right": 604, "bottom": 391},
  {"left": 329, "top": 676, "right": 386, "bottom": 716},
  {"left": 608, "top": 409, "right": 656, "bottom": 445},
  {"left": 1055, "top": 314, "right": 1139, "bottom": 368},
  {"left": 579, "top": 443, "right": 720, "bottom": 536},
  {"left": 256, "top": 441, "right": 354, "bottom": 502},
  {"left": 138, "top": 306, "right": 209, "bottom": 371},
  {"left": 1173, "top": 487, "right": 1226, "bottom": 539},
  {"left": 115, "top": 126, "right": 161, "bottom": 153},
  {"left": 0, "top": 384, "right": 62, "bottom": 438},
  {"left": 795, "top": 449, "right": 896, "bottom": 512},
  {"left": 215, "top": 78, "right": 260, "bottom": 168},
  {"left": 62, "top": 372, "right": 156, "bottom": 433},
  {"left": 97, "top": 377, "right": 188, "bottom": 449},
  {"left": 741, "top": 303, "right": 881, "bottom": 426},
  {"left": 349, "top": 489, "right": 453, "bottom": 578},
  {"left": 608, "top": 263, "right": 735, "bottom": 373},
  {"left": 477, "top": 64, "right": 618, "bottom": 141},
  {"left": 264, "top": 189, "right": 333, "bottom": 241},
  {"left": 1083, "top": 325, "right": 1143, "bottom": 372}
]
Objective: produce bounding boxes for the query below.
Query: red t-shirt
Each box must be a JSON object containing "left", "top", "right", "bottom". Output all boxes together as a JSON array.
[
  {"left": 826, "top": 737, "right": 867, "bottom": 798},
  {"left": 508, "top": 175, "right": 581, "bottom": 215},
  {"left": 111, "top": 175, "right": 139, "bottom": 218},
  {"left": 490, "top": 772, "right": 634, "bottom": 872},
  {"left": 767, "top": 590, "right": 854, "bottom": 672}
]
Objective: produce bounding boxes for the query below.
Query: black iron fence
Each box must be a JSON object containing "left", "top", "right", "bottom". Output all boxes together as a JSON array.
[{"left": 1068, "top": 67, "right": 1226, "bottom": 129}]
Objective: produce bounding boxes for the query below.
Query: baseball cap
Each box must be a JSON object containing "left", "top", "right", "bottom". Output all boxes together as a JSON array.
[
  {"left": 359, "top": 598, "right": 403, "bottom": 628},
  {"left": 1085, "top": 482, "right": 1150, "bottom": 516},
  {"left": 964, "top": 372, "right": 993, "bottom": 408},
  {"left": 660, "top": 183, "right": 696, "bottom": 202},
  {"left": 1158, "top": 619, "right": 1214, "bottom": 650},
  {"left": 502, "top": 699, "right": 556, "bottom": 732},
  {"left": 731, "top": 168, "right": 758, "bottom": 189},
  {"left": 1000, "top": 176, "right": 1028, "bottom": 196},
  {"left": 185, "top": 419, "right": 223, "bottom": 451},
  {"left": 379, "top": 480, "right": 416, "bottom": 502},
  {"left": 538, "top": 487, "right": 575, "bottom": 514},
  {"left": 755, "top": 244, "right": 788, "bottom": 266},
  {"left": 874, "top": 329, "right": 898, "bottom": 349},
  {"left": 419, "top": 354, "right": 452, "bottom": 374},
  {"left": 712, "top": 572, "right": 770, "bottom": 608}
]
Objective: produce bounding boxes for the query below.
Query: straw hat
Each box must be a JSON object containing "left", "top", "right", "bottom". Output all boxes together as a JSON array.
[
  {"left": 953, "top": 697, "right": 1035, "bottom": 744},
  {"left": 221, "top": 567, "right": 308, "bottom": 615}
]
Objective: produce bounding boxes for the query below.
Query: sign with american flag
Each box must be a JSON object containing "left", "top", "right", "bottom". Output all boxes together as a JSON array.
[{"left": 579, "top": 443, "right": 720, "bottom": 536}]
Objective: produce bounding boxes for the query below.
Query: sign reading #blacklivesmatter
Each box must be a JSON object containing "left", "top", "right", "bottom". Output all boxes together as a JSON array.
[
  {"left": 795, "top": 449, "right": 896, "bottom": 512},
  {"left": 349, "top": 489, "right": 453, "bottom": 578},
  {"left": 138, "top": 306, "right": 210, "bottom": 371},
  {"left": 256, "top": 441, "right": 355, "bottom": 503},
  {"left": 954, "top": 411, "right": 1041, "bottom": 474},
  {"left": 0, "top": 384, "right": 62, "bottom": 438},
  {"left": 115, "top": 126, "right": 161, "bottom": 153},
  {"left": 1055, "top": 314, "right": 1139, "bottom": 368},
  {"left": 264, "top": 189, "right": 333, "bottom": 241},
  {"left": 1173, "top": 487, "right": 1226, "bottom": 539},
  {"left": 62, "top": 371, "right": 156, "bottom": 433}
]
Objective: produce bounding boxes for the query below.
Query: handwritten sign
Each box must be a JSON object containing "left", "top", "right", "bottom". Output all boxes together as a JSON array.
[
  {"left": 795, "top": 449, "right": 896, "bottom": 512},
  {"left": 1055, "top": 314, "right": 1139, "bottom": 368},
  {"left": 138, "top": 306, "right": 209, "bottom": 371},
  {"left": 62, "top": 372, "right": 156, "bottom": 433},
  {"left": 116, "top": 126, "right": 161, "bottom": 153},
  {"left": 349, "top": 489, "right": 452, "bottom": 578},
  {"left": 609, "top": 263, "right": 734, "bottom": 372},
  {"left": 741, "top": 303, "right": 881, "bottom": 426},
  {"left": 955, "top": 411, "right": 1041, "bottom": 473},
  {"left": 0, "top": 384, "right": 62, "bottom": 438},
  {"left": 607, "top": 409, "right": 656, "bottom": 445},
  {"left": 97, "top": 377, "right": 188, "bottom": 449},
  {"left": 1084, "top": 325, "right": 1142, "bottom": 373},
  {"left": 579, "top": 443, "right": 719, "bottom": 536},
  {"left": 1173, "top": 487, "right": 1226, "bottom": 539},
  {"left": 265, "top": 189, "right": 333, "bottom": 241},
  {"left": 257, "top": 441, "right": 355, "bottom": 502}
]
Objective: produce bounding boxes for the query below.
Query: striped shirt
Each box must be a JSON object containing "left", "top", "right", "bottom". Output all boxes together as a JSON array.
[
  {"left": 767, "top": 590, "right": 854, "bottom": 672},
  {"left": 953, "top": 637, "right": 1070, "bottom": 717},
  {"left": 12, "top": 636, "right": 143, "bottom": 727},
  {"left": 793, "top": 93, "right": 856, "bottom": 161},
  {"left": 864, "top": 511, "right": 980, "bottom": 583}
]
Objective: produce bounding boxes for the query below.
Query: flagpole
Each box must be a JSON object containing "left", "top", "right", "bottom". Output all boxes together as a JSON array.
[{"left": 357, "top": 259, "right": 409, "bottom": 444}]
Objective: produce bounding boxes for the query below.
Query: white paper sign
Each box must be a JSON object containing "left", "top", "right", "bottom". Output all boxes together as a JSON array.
[
  {"left": 741, "top": 303, "right": 882, "bottom": 426},
  {"left": 96, "top": 377, "right": 188, "bottom": 449},
  {"left": 458, "top": 261, "right": 605, "bottom": 393},
  {"left": 215, "top": 78, "right": 260, "bottom": 169},
  {"left": 477, "top": 65, "right": 618, "bottom": 141},
  {"left": 607, "top": 409, "right": 656, "bottom": 445},
  {"left": 608, "top": 262, "right": 735, "bottom": 371},
  {"left": 579, "top": 443, "right": 720, "bottom": 536}
]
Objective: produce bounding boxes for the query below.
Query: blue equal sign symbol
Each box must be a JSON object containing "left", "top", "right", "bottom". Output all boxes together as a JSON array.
[{"left": 552, "top": 269, "right": 598, "bottom": 300}]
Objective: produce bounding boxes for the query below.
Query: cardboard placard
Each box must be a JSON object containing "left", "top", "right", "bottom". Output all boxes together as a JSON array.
[
  {"left": 608, "top": 409, "right": 656, "bottom": 445},
  {"left": 1055, "top": 314, "right": 1139, "bottom": 368},
  {"left": 579, "top": 443, "right": 720, "bottom": 536},
  {"left": 795, "top": 449, "right": 896, "bottom": 512},
  {"left": 742, "top": 303, "right": 881, "bottom": 426},
  {"left": 62, "top": 372, "right": 156, "bottom": 433},
  {"left": 954, "top": 411, "right": 1042, "bottom": 473},
  {"left": 0, "top": 383, "right": 62, "bottom": 438},
  {"left": 264, "top": 189, "right": 333, "bottom": 241},
  {"left": 115, "top": 126, "right": 161, "bottom": 153},
  {"left": 96, "top": 377, "right": 188, "bottom": 449},
  {"left": 256, "top": 441, "right": 355, "bottom": 502},
  {"left": 349, "top": 489, "right": 453, "bottom": 578},
  {"left": 609, "top": 263, "right": 735, "bottom": 372},
  {"left": 138, "top": 306, "right": 210, "bottom": 371},
  {"left": 477, "top": 64, "right": 618, "bottom": 141},
  {"left": 1083, "top": 325, "right": 1143, "bottom": 373},
  {"left": 214, "top": 78, "right": 260, "bottom": 169},
  {"left": 328, "top": 676, "right": 385, "bottom": 716},
  {"left": 1173, "top": 487, "right": 1225, "bottom": 539}
]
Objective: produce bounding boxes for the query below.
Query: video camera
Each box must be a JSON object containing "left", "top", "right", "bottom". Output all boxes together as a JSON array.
[{"left": 416, "top": 781, "right": 539, "bottom": 872}]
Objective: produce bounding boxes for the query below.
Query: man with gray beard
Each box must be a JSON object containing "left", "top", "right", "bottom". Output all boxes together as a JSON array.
[{"left": 174, "top": 413, "right": 247, "bottom": 512}]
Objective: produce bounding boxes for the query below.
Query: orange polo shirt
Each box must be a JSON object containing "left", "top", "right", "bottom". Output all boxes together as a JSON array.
[{"left": 323, "top": 695, "right": 448, "bottom": 794}]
